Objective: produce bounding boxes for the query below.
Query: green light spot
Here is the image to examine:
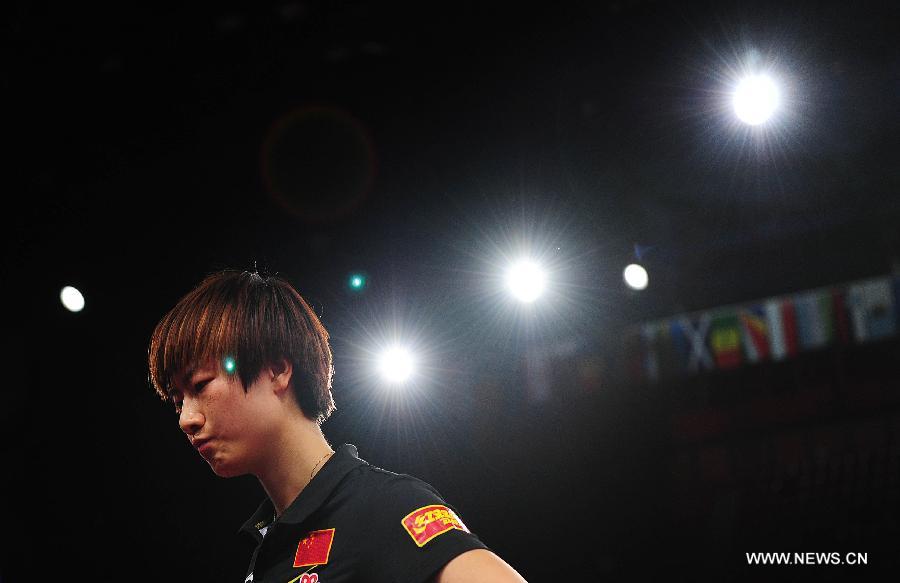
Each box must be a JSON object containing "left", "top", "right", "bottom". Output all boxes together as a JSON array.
[
  {"left": 223, "top": 356, "right": 236, "bottom": 374},
  {"left": 348, "top": 273, "right": 366, "bottom": 291}
]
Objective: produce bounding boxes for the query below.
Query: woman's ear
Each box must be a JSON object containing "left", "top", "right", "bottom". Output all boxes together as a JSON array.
[{"left": 269, "top": 359, "right": 293, "bottom": 393}]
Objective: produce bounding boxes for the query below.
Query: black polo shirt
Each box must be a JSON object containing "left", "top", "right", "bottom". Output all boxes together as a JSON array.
[{"left": 239, "top": 444, "right": 489, "bottom": 582}]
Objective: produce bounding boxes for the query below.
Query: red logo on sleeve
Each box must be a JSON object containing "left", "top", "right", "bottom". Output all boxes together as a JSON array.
[
  {"left": 401, "top": 505, "right": 470, "bottom": 547},
  {"left": 293, "top": 529, "right": 335, "bottom": 568}
]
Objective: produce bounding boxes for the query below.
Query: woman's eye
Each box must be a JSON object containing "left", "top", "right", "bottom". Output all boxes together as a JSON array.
[{"left": 194, "top": 380, "right": 210, "bottom": 393}]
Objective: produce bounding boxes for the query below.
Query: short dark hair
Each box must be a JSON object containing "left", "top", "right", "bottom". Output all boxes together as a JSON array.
[{"left": 148, "top": 270, "right": 336, "bottom": 424}]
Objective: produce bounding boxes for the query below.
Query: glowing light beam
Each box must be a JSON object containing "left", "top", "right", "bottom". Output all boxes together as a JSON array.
[
  {"left": 505, "top": 260, "right": 546, "bottom": 303},
  {"left": 623, "top": 264, "right": 649, "bottom": 291},
  {"left": 733, "top": 73, "right": 779, "bottom": 125},
  {"left": 378, "top": 347, "right": 415, "bottom": 384},
  {"left": 60, "top": 286, "right": 85, "bottom": 312}
]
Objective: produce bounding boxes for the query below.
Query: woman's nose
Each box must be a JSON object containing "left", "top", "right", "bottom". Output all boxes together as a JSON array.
[{"left": 178, "top": 399, "right": 205, "bottom": 436}]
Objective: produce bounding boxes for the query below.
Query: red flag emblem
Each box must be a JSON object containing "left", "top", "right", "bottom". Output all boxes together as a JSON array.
[
  {"left": 293, "top": 529, "right": 335, "bottom": 568},
  {"left": 401, "top": 505, "right": 469, "bottom": 547}
]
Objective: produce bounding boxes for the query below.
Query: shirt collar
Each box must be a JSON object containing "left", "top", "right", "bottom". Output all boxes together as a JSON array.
[{"left": 239, "top": 443, "right": 366, "bottom": 536}]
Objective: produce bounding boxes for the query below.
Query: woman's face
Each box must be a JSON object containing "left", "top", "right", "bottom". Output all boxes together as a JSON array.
[{"left": 171, "top": 360, "right": 281, "bottom": 478}]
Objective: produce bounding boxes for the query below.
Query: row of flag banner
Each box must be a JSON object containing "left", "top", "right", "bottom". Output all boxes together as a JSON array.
[{"left": 628, "top": 274, "right": 900, "bottom": 382}]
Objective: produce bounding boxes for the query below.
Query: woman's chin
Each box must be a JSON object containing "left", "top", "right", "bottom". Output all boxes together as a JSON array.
[{"left": 208, "top": 457, "right": 243, "bottom": 478}]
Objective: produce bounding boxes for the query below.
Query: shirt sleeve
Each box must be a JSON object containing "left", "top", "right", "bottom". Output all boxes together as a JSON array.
[{"left": 362, "top": 473, "right": 489, "bottom": 583}]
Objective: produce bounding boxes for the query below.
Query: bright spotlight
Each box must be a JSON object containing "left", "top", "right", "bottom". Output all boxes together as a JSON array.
[
  {"left": 60, "top": 286, "right": 85, "bottom": 312},
  {"left": 733, "top": 74, "right": 779, "bottom": 125},
  {"left": 623, "top": 264, "right": 649, "bottom": 291},
  {"left": 378, "top": 347, "right": 414, "bottom": 383},
  {"left": 505, "top": 260, "right": 546, "bottom": 303}
]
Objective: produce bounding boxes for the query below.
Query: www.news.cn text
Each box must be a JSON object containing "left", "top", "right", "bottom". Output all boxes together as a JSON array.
[{"left": 746, "top": 552, "right": 867, "bottom": 566}]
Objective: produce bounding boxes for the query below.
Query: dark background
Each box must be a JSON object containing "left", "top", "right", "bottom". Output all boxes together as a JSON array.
[{"left": 3, "top": 1, "right": 899, "bottom": 581}]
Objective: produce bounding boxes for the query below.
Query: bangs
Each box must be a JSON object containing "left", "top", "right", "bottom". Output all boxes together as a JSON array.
[{"left": 148, "top": 277, "right": 244, "bottom": 400}]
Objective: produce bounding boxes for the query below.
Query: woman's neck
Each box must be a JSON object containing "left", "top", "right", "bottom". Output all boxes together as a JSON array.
[{"left": 257, "top": 419, "right": 334, "bottom": 518}]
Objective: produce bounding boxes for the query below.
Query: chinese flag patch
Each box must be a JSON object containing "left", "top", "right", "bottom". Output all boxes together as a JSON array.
[
  {"left": 401, "top": 505, "right": 470, "bottom": 547},
  {"left": 293, "top": 529, "right": 335, "bottom": 568}
]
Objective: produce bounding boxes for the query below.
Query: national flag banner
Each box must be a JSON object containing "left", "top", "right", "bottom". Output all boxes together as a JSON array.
[
  {"left": 739, "top": 305, "right": 770, "bottom": 362},
  {"left": 831, "top": 287, "right": 852, "bottom": 345},
  {"left": 674, "top": 314, "right": 714, "bottom": 373},
  {"left": 782, "top": 297, "right": 799, "bottom": 357},
  {"left": 628, "top": 273, "right": 899, "bottom": 381},
  {"left": 766, "top": 298, "right": 798, "bottom": 361},
  {"left": 794, "top": 290, "right": 834, "bottom": 351},
  {"left": 669, "top": 318, "right": 693, "bottom": 375},
  {"left": 709, "top": 312, "right": 742, "bottom": 369},
  {"left": 848, "top": 278, "right": 897, "bottom": 342},
  {"left": 816, "top": 290, "right": 836, "bottom": 346}
]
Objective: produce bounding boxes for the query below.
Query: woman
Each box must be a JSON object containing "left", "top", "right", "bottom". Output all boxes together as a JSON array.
[{"left": 148, "top": 269, "right": 526, "bottom": 582}]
